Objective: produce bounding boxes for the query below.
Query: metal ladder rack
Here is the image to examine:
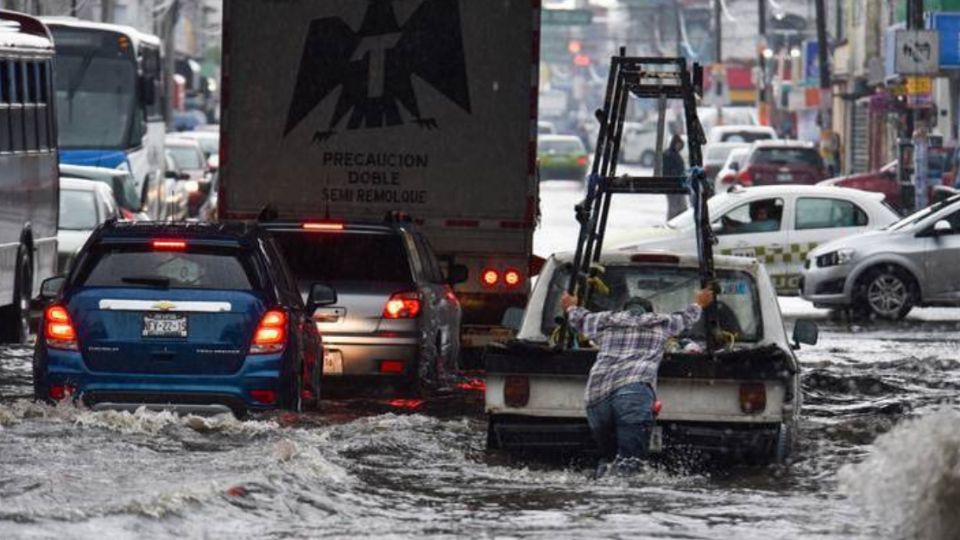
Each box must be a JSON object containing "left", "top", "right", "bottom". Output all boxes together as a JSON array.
[{"left": 565, "top": 52, "right": 720, "bottom": 354}]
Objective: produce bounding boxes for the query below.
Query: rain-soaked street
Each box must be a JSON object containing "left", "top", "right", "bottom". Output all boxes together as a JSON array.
[{"left": 2, "top": 184, "right": 959, "bottom": 539}]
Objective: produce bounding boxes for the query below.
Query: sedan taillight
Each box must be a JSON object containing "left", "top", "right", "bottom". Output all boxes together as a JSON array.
[{"left": 382, "top": 292, "right": 421, "bottom": 319}]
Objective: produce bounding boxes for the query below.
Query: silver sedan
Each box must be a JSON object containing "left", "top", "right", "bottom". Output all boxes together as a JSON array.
[{"left": 801, "top": 195, "right": 960, "bottom": 319}]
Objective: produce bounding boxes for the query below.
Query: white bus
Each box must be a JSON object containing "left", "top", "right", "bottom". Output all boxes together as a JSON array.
[
  {"left": 0, "top": 11, "right": 59, "bottom": 342},
  {"left": 42, "top": 18, "right": 169, "bottom": 219}
]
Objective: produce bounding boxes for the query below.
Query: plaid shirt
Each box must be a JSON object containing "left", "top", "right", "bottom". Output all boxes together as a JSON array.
[{"left": 567, "top": 304, "right": 702, "bottom": 406}]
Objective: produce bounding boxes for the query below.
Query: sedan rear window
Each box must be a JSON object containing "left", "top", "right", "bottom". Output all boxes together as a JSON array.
[
  {"left": 60, "top": 189, "right": 98, "bottom": 230},
  {"left": 80, "top": 247, "right": 254, "bottom": 290},
  {"left": 751, "top": 147, "right": 823, "bottom": 167},
  {"left": 539, "top": 139, "right": 585, "bottom": 154},
  {"left": 272, "top": 231, "right": 412, "bottom": 283}
]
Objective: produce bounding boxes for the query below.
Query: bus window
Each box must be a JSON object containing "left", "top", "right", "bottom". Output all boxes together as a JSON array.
[
  {"left": 38, "top": 62, "right": 50, "bottom": 150},
  {"left": 11, "top": 61, "right": 24, "bottom": 153},
  {"left": 23, "top": 62, "right": 37, "bottom": 151},
  {"left": 141, "top": 47, "right": 163, "bottom": 121},
  {"left": 0, "top": 60, "right": 9, "bottom": 152}
]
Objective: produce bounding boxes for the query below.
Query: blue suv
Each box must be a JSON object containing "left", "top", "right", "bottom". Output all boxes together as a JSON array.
[{"left": 33, "top": 222, "right": 329, "bottom": 416}]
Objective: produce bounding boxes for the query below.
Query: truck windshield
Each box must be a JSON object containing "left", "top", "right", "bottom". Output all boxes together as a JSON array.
[
  {"left": 52, "top": 28, "right": 137, "bottom": 149},
  {"left": 542, "top": 265, "right": 762, "bottom": 342}
]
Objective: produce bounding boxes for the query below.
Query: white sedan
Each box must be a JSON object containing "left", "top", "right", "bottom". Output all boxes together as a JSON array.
[{"left": 611, "top": 185, "right": 901, "bottom": 294}]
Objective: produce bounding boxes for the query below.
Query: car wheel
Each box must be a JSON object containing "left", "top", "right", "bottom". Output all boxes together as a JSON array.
[
  {"left": 640, "top": 150, "right": 656, "bottom": 168},
  {"left": 856, "top": 266, "right": 916, "bottom": 320},
  {"left": 0, "top": 248, "right": 31, "bottom": 344}
]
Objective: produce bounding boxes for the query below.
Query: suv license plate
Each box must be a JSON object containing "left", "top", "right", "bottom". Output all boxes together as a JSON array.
[
  {"left": 323, "top": 350, "right": 343, "bottom": 375},
  {"left": 142, "top": 313, "right": 188, "bottom": 338},
  {"left": 777, "top": 173, "right": 792, "bottom": 182},
  {"left": 649, "top": 425, "right": 663, "bottom": 453}
]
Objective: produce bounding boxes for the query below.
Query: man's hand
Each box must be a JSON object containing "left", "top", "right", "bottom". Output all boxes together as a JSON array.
[
  {"left": 560, "top": 292, "right": 579, "bottom": 311},
  {"left": 695, "top": 287, "right": 715, "bottom": 308}
]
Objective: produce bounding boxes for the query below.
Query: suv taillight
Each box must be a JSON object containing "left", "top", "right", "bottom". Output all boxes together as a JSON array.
[
  {"left": 737, "top": 168, "right": 754, "bottom": 185},
  {"left": 250, "top": 309, "right": 287, "bottom": 354},
  {"left": 45, "top": 305, "right": 78, "bottom": 350},
  {"left": 383, "top": 292, "right": 421, "bottom": 319}
]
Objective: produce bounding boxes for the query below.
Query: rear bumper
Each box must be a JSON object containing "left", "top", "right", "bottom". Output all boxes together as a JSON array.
[
  {"left": 322, "top": 335, "right": 419, "bottom": 378},
  {"left": 489, "top": 415, "right": 784, "bottom": 459},
  {"left": 38, "top": 347, "right": 288, "bottom": 414}
]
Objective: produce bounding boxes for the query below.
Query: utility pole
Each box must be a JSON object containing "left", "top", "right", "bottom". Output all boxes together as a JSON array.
[
  {"left": 157, "top": 0, "right": 181, "bottom": 131},
  {"left": 101, "top": 0, "right": 115, "bottom": 23},
  {"left": 907, "top": 0, "right": 927, "bottom": 211},
  {"left": 814, "top": 0, "right": 834, "bottom": 175},
  {"left": 757, "top": 0, "right": 768, "bottom": 125}
]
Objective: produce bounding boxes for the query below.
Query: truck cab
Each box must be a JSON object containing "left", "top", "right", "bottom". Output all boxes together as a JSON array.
[{"left": 485, "top": 250, "right": 812, "bottom": 463}]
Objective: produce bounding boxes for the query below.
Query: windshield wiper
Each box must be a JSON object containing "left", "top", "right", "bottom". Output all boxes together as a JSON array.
[{"left": 121, "top": 276, "right": 170, "bottom": 288}]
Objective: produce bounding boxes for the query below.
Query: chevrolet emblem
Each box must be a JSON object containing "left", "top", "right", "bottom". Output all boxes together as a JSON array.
[{"left": 152, "top": 301, "right": 177, "bottom": 311}]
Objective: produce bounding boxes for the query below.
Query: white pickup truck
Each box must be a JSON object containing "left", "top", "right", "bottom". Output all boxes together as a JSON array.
[{"left": 484, "top": 250, "right": 817, "bottom": 463}]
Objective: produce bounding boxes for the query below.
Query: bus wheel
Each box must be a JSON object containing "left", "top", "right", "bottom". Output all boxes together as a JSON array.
[{"left": 0, "top": 247, "right": 32, "bottom": 344}]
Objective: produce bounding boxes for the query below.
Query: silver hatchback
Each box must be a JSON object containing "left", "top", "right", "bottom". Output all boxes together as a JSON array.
[
  {"left": 265, "top": 221, "right": 463, "bottom": 394},
  {"left": 802, "top": 195, "right": 960, "bottom": 319}
]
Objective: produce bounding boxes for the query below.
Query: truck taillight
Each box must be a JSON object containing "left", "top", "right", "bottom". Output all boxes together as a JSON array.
[
  {"left": 45, "top": 305, "right": 78, "bottom": 350},
  {"left": 383, "top": 292, "right": 421, "bottom": 319},
  {"left": 739, "top": 382, "right": 766, "bottom": 414},
  {"left": 503, "top": 375, "right": 530, "bottom": 407},
  {"left": 503, "top": 268, "right": 523, "bottom": 288},
  {"left": 481, "top": 268, "right": 499, "bottom": 287},
  {"left": 250, "top": 309, "right": 287, "bottom": 354}
]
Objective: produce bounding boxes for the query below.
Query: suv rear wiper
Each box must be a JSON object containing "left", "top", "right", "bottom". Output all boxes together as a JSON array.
[{"left": 121, "top": 276, "right": 171, "bottom": 288}]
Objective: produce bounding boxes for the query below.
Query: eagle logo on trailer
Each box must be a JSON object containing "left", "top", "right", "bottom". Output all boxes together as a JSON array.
[{"left": 283, "top": 0, "right": 472, "bottom": 142}]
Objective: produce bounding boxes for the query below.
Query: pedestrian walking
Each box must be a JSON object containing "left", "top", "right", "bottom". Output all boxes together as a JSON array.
[{"left": 663, "top": 134, "right": 689, "bottom": 220}]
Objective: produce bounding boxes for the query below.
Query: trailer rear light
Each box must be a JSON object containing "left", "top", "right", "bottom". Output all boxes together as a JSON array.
[
  {"left": 152, "top": 239, "right": 187, "bottom": 250},
  {"left": 382, "top": 292, "right": 421, "bottom": 319},
  {"left": 45, "top": 305, "right": 78, "bottom": 350},
  {"left": 302, "top": 222, "right": 344, "bottom": 231},
  {"left": 48, "top": 384, "right": 76, "bottom": 401},
  {"left": 630, "top": 253, "right": 680, "bottom": 264},
  {"left": 739, "top": 383, "right": 767, "bottom": 414},
  {"left": 504, "top": 268, "right": 522, "bottom": 287},
  {"left": 576, "top": 155, "right": 588, "bottom": 166},
  {"left": 503, "top": 375, "right": 530, "bottom": 407},
  {"left": 379, "top": 360, "right": 405, "bottom": 374},
  {"left": 481, "top": 268, "right": 499, "bottom": 287},
  {"left": 250, "top": 389, "right": 277, "bottom": 404},
  {"left": 250, "top": 309, "right": 287, "bottom": 354}
]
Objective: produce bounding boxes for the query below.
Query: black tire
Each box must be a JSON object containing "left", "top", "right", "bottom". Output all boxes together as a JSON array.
[
  {"left": 486, "top": 417, "right": 501, "bottom": 450},
  {"left": 854, "top": 265, "right": 916, "bottom": 321},
  {"left": 280, "top": 359, "right": 303, "bottom": 412},
  {"left": 640, "top": 150, "right": 656, "bottom": 168},
  {"left": 0, "top": 248, "right": 31, "bottom": 344}
]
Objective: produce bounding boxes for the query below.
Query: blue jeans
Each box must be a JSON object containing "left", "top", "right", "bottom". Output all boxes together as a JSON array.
[{"left": 586, "top": 382, "right": 655, "bottom": 461}]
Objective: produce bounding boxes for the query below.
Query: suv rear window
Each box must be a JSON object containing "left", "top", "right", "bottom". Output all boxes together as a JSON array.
[
  {"left": 751, "top": 147, "right": 823, "bottom": 167},
  {"left": 79, "top": 246, "right": 255, "bottom": 290},
  {"left": 273, "top": 231, "right": 412, "bottom": 283}
]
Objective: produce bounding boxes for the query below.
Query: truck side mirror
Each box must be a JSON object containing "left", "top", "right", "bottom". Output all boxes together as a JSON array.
[
  {"left": 307, "top": 283, "right": 337, "bottom": 308},
  {"left": 40, "top": 276, "right": 66, "bottom": 300},
  {"left": 792, "top": 319, "right": 818, "bottom": 349},
  {"left": 446, "top": 263, "right": 468, "bottom": 285},
  {"left": 501, "top": 307, "right": 524, "bottom": 332}
]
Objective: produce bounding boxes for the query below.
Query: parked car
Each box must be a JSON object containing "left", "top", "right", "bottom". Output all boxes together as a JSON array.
[
  {"left": 715, "top": 146, "right": 752, "bottom": 194},
  {"left": 820, "top": 157, "right": 955, "bottom": 214},
  {"left": 704, "top": 142, "right": 750, "bottom": 184},
  {"left": 707, "top": 124, "right": 777, "bottom": 144},
  {"left": 57, "top": 177, "right": 121, "bottom": 274},
  {"left": 172, "top": 130, "right": 219, "bottom": 159},
  {"left": 34, "top": 222, "right": 323, "bottom": 416},
  {"left": 60, "top": 164, "right": 149, "bottom": 221},
  {"left": 735, "top": 140, "right": 828, "bottom": 187},
  {"left": 485, "top": 249, "right": 816, "bottom": 463},
  {"left": 612, "top": 185, "right": 900, "bottom": 294},
  {"left": 165, "top": 136, "right": 211, "bottom": 217},
  {"left": 538, "top": 135, "right": 589, "bottom": 181},
  {"left": 261, "top": 218, "right": 464, "bottom": 395},
  {"left": 802, "top": 194, "right": 960, "bottom": 319}
]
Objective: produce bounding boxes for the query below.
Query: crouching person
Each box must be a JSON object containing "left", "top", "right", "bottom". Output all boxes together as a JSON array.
[{"left": 560, "top": 286, "right": 714, "bottom": 475}]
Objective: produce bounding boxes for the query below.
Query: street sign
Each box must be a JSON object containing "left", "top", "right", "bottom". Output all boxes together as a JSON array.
[
  {"left": 931, "top": 12, "right": 960, "bottom": 70},
  {"left": 895, "top": 30, "right": 940, "bottom": 75},
  {"left": 542, "top": 9, "right": 593, "bottom": 26}
]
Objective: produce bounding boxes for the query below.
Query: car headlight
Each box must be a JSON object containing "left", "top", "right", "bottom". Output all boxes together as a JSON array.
[
  {"left": 184, "top": 180, "right": 200, "bottom": 193},
  {"left": 816, "top": 248, "right": 856, "bottom": 267}
]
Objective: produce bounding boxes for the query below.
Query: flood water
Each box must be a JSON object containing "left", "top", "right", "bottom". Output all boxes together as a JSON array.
[{"left": 2, "top": 308, "right": 960, "bottom": 539}]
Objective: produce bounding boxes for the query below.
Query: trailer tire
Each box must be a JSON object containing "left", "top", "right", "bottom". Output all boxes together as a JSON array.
[{"left": 486, "top": 417, "right": 501, "bottom": 450}]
